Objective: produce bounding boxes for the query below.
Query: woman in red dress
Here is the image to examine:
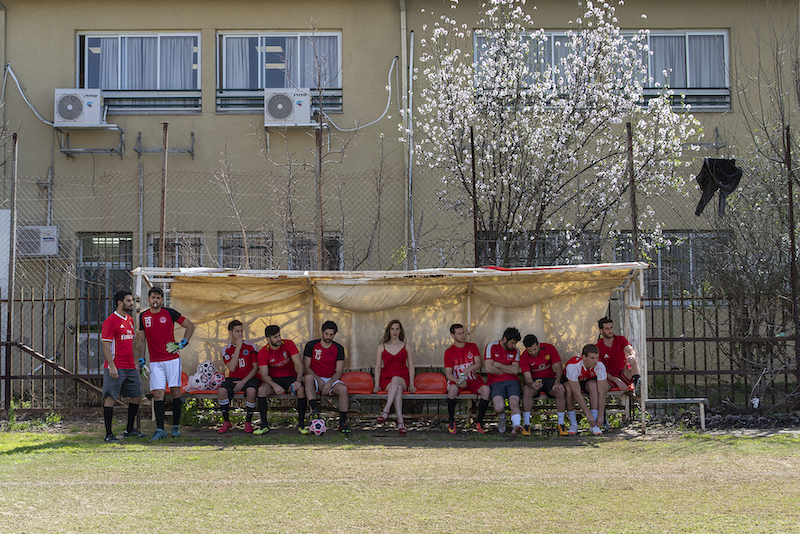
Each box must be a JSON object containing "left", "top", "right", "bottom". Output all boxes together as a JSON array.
[{"left": 373, "top": 319, "right": 416, "bottom": 434}]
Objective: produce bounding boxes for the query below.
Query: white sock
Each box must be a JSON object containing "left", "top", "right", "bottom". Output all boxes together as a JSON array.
[
  {"left": 557, "top": 412, "right": 565, "bottom": 425},
  {"left": 591, "top": 409, "right": 598, "bottom": 420},
  {"left": 511, "top": 413, "right": 521, "bottom": 427},
  {"left": 523, "top": 412, "right": 531, "bottom": 426},
  {"left": 499, "top": 413, "right": 506, "bottom": 423},
  {"left": 568, "top": 411, "right": 577, "bottom": 425}
]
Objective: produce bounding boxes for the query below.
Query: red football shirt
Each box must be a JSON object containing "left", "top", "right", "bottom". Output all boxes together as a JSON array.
[
  {"left": 520, "top": 342, "right": 561, "bottom": 379},
  {"left": 101, "top": 311, "right": 136, "bottom": 370},
  {"left": 443, "top": 342, "right": 481, "bottom": 381},
  {"left": 596, "top": 335, "right": 630, "bottom": 377},
  {"left": 139, "top": 307, "right": 185, "bottom": 363},
  {"left": 485, "top": 340, "right": 520, "bottom": 385},
  {"left": 564, "top": 355, "right": 607, "bottom": 382},
  {"left": 222, "top": 341, "right": 259, "bottom": 380},
  {"left": 303, "top": 339, "right": 345, "bottom": 378},
  {"left": 257, "top": 339, "right": 300, "bottom": 379}
]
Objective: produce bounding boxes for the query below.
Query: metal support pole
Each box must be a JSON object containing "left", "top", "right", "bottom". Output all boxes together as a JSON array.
[
  {"left": 4, "top": 133, "right": 18, "bottom": 412},
  {"left": 315, "top": 127, "right": 324, "bottom": 270},
  {"left": 784, "top": 126, "right": 800, "bottom": 388},
  {"left": 159, "top": 122, "right": 169, "bottom": 268},
  {"left": 471, "top": 126, "right": 479, "bottom": 268},
  {"left": 627, "top": 122, "right": 639, "bottom": 260}
]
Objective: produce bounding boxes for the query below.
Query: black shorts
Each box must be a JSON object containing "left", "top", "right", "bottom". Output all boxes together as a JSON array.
[
  {"left": 102, "top": 368, "right": 142, "bottom": 400},
  {"left": 530, "top": 377, "right": 559, "bottom": 397},
  {"left": 578, "top": 378, "right": 597, "bottom": 392},
  {"left": 220, "top": 377, "right": 261, "bottom": 398},
  {"left": 272, "top": 375, "right": 300, "bottom": 393}
]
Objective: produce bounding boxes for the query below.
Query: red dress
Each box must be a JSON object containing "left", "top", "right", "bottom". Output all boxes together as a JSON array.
[{"left": 379, "top": 344, "right": 411, "bottom": 390}]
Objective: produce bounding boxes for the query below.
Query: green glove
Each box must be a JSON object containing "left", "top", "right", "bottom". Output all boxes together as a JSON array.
[{"left": 166, "top": 342, "right": 179, "bottom": 353}]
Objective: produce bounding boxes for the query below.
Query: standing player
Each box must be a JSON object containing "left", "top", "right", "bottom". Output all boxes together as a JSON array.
[
  {"left": 596, "top": 316, "right": 640, "bottom": 394},
  {"left": 100, "top": 290, "right": 144, "bottom": 443},
  {"left": 216, "top": 320, "right": 260, "bottom": 434},
  {"left": 137, "top": 286, "right": 195, "bottom": 442},
  {"left": 303, "top": 320, "right": 350, "bottom": 434},
  {"left": 484, "top": 327, "right": 523, "bottom": 435},
  {"left": 255, "top": 324, "right": 307, "bottom": 435},
  {"left": 563, "top": 344, "right": 609, "bottom": 436},
  {"left": 443, "top": 323, "right": 490, "bottom": 434},
  {"left": 520, "top": 334, "right": 568, "bottom": 436}
]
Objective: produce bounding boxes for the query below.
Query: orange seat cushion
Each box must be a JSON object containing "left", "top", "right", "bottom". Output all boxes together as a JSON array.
[
  {"left": 414, "top": 372, "right": 447, "bottom": 394},
  {"left": 341, "top": 371, "right": 374, "bottom": 394}
]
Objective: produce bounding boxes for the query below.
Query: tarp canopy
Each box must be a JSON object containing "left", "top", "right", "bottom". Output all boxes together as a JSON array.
[{"left": 133, "top": 263, "right": 647, "bottom": 372}]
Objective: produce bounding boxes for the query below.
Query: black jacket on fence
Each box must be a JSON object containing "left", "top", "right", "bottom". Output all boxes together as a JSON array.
[{"left": 694, "top": 158, "right": 743, "bottom": 216}]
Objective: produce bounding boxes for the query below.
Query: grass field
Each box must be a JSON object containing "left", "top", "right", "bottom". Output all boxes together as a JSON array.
[{"left": 1, "top": 425, "right": 799, "bottom": 533}]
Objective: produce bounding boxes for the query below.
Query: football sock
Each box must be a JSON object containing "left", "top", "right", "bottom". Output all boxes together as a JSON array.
[
  {"left": 632, "top": 374, "right": 640, "bottom": 385},
  {"left": 339, "top": 411, "right": 348, "bottom": 427},
  {"left": 523, "top": 411, "right": 531, "bottom": 426},
  {"left": 245, "top": 401, "right": 256, "bottom": 423},
  {"left": 219, "top": 398, "right": 230, "bottom": 422},
  {"left": 126, "top": 402, "right": 139, "bottom": 432},
  {"left": 258, "top": 397, "right": 268, "bottom": 426},
  {"left": 568, "top": 410, "right": 577, "bottom": 425},
  {"left": 477, "top": 398, "right": 489, "bottom": 423},
  {"left": 103, "top": 406, "right": 113, "bottom": 436},
  {"left": 590, "top": 409, "right": 598, "bottom": 421},
  {"left": 297, "top": 397, "right": 308, "bottom": 427},
  {"left": 155, "top": 400, "right": 166, "bottom": 430},
  {"left": 557, "top": 411, "right": 565, "bottom": 425},
  {"left": 511, "top": 413, "right": 521, "bottom": 427},
  {"left": 447, "top": 398, "right": 458, "bottom": 425},
  {"left": 309, "top": 399, "right": 319, "bottom": 413},
  {"left": 173, "top": 397, "right": 183, "bottom": 427}
]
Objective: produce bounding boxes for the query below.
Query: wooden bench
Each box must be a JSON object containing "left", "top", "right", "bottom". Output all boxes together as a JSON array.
[{"left": 645, "top": 397, "right": 709, "bottom": 431}]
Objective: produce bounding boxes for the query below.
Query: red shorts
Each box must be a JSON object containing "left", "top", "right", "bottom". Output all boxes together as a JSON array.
[
  {"left": 609, "top": 372, "right": 633, "bottom": 386},
  {"left": 448, "top": 375, "right": 486, "bottom": 394}
]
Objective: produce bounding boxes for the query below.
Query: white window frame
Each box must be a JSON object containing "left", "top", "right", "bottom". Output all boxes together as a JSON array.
[{"left": 78, "top": 31, "right": 201, "bottom": 113}]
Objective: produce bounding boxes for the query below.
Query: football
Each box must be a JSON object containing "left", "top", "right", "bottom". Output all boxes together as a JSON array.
[
  {"left": 309, "top": 418, "right": 327, "bottom": 436},
  {"left": 187, "top": 373, "right": 205, "bottom": 391},
  {"left": 198, "top": 361, "right": 216, "bottom": 377}
]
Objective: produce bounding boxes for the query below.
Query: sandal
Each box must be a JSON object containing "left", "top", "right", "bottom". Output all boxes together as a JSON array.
[
  {"left": 377, "top": 411, "right": 389, "bottom": 424},
  {"left": 398, "top": 422, "right": 407, "bottom": 435}
]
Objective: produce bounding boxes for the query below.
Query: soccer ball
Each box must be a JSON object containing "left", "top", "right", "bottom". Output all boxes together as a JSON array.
[
  {"left": 198, "top": 361, "right": 216, "bottom": 377},
  {"left": 187, "top": 374, "right": 205, "bottom": 392},
  {"left": 207, "top": 374, "right": 224, "bottom": 390},
  {"left": 309, "top": 418, "right": 327, "bottom": 436}
]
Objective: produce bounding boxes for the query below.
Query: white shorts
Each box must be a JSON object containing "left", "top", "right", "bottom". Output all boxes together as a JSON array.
[
  {"left": 312, "top": 376, "right": 345, "bottom": 396},
  {"left": 150, "top": 358, "right": 182, "bottom": 391}
]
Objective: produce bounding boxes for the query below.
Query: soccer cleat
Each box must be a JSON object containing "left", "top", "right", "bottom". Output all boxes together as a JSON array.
[
  {"left": 244, "top": 422, "right": 254, "bottom": 433},
  {"left": 448, "top": 422, "right": 457, "bottom": 435},
  {"left": 171, "top": 425, "right": 181, "bottom": 437},
  {"left": 591, "top": 425, "right": 603, "bottom": 436},
  {"left": 150, "top": 428, "right": 168, "bottom": 442},
  {"left": 568, "top": 422, "right": 578, "bottom": 435},
  {"left": 123, "top": 429, "right": 146, "bottom": 438},
  {"left": 521, "top": 425, "right": 531, "bottom": 436},
  {"left": 298, "top": 426, "right": 310, "bottom": 435},
  {"left": 557, "top": 423, "right": 569, "bottom": 437},
  {"left": 309, "top": 410, "right": 320, "bottom": 422},
  {"left": 474, "top": 422, "right": 488, "bottom": 434},
  {"left": 217, "top": 421, "right": 233, "bottom": 434},
  {"left": 497, "top": 415, "right": 507, "bottom": 434},
  {"left": 253, "top": 425, "right": 270, "bottom": 435},
  {"left": 104, "top": 434, "right": 120, "bottom": 444},
  {"left": 339, "top": 423, "right": 351, "bottom": 434},
  {"left": 511, "top": 425, "right": 524, "bottom": 436}
]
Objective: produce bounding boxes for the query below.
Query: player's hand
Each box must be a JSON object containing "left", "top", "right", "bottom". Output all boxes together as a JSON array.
[
  {"left": 321, "top": 383, "right": 331, "bottom": 396},
  {"left": 408, "top": 385, "right": 417, "bottom": 393},
  {"left": 109, "top": 364, "right": 119, "bottom": 380},
  {"left": 588, "top": 416, "right": 597, "bottom": 428},
  {"left": 166, "top": 342, "right": 179, "bottom": 353},
  {"left": 233, "top": 380, "right": 245, "bottom": 393},
  {"left": 291, "top": 381, "right": 301, "bottom": 395},
  {"left": 373, "top": 385, "right": 380, "bottom": 393},
  {"left": 274, "top": 385, "right": 286, "bottom": 395},
  {"left": 533, "top": 378, "right": 543, "bottom": 391}
]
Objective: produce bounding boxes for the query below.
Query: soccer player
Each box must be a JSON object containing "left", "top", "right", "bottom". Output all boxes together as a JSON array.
[
  {"left": 484, "top": 327, "right": 523, "bottom": 435},
  {"left": 563, "top": 344, "right": 609, "bottom": 436},
  {"left": 443, "top": 323, "right": 490, "bottom": 434},
  {"left": 255, "top": 324, "right": 307, "bottom": 435},
  {"left": 520, "top": 334, "right": 568, "bottom": 436},
  {"left": 100, "top": 290, "right": 144, "bottom": 443},
  {"left": 596, "top": 316, "right": 641, "bottom": 394},
  {"left": 216, "top": 319, "right": 260, "bottom": 434},
  {"left": 137, "top": 286, "right": 195, "bottom": 442},
  {"left": 373, "top": 320, "right": 416, "bottom": 435},
  {"left": 303, "top": 320, "right": 350, "bottom": 434}
]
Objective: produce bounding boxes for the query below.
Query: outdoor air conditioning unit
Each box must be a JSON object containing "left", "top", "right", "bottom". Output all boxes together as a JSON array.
[
  {"left": 264, "top": 89, "right": 312, "bottom": 127},
  {"left": 17, "top": 225, "right": 59, "bottom": 257},
  {"left": 54, "top": 89, "right": 104, "bottom": 127}
]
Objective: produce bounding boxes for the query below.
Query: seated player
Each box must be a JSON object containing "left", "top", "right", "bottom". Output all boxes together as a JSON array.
[
  {"left": 596, "top": 316, "right": 641, "bottom": 396},
  {"left": 484, "top": 327, "right": 523, "bottom": 435},
  {"left": 255, "top": 324, "right": 307, "bottom": 435},
  {"left": 216, "top": 320, "right": 260, "bottom": 434},
  {"left": 443, "top": 323, "right": 491, "bottom": 434},
  {"left": 303, "top": 320, "right": 351, "bottom": 434},
  {"left": 563, "top": 344, "right": 609, "bottom": 436},
  {"left": 520, "top": 334, "right": 567, "bottom": 436}
]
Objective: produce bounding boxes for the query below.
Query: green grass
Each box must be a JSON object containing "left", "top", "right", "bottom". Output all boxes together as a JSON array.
[{"left": 0, "top": 430, "right": 799, "bottom": 533}]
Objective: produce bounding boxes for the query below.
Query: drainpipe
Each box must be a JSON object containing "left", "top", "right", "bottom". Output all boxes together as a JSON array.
[{"left": 399, "top": 0, "right": 410, "bottom": 270}]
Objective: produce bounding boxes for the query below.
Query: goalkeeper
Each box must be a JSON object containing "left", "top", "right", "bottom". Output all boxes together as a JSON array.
[{"left": 137, "top": 286, "right": 195, "bottom": 442}]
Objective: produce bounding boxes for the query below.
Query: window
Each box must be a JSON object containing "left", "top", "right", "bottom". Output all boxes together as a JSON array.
[
  {"left": 78, "top": 234, "right": 133, "bottom": 327},
  {"left": 288, "top": 233, "right": 342, "bottom": 271},
  {"left": 147, "top": 232, "right": 204, "bottom": 268},
  {"left": 477, "top": 230, "right": 601, "bottom": 267},
  {"left": 615, "top": 231, "right": 716, "bottom": 301},
  {"left": 218, "top": 232, "right": 274, "bottom": 270},
  {"left": 217, "top": 32, "right": 342, "bottom": 112},
  {"left": 79, "top": 33, "right": 200, "bottom": 112}
]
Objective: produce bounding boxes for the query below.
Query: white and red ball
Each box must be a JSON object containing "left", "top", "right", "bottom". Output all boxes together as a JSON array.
[{"left": 309, "top": 418, "right": 327, "bottom": 436}]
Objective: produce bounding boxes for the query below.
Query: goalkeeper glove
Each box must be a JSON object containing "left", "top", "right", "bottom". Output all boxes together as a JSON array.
[{"left": 166, "top": 339, "right": 188, "bottom": 354}]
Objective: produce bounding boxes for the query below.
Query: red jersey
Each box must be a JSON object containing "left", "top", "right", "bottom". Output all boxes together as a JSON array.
[
  {"left": 222, "top": 340, "right": 259, "bottom": 380},
  {"left": 596, "top": 335, "right": 631, "bottom": 377},
  {"left": 519, "top": 343, "right": 561, "bottom": 379},
  {"left": 139, "top": 307, "right": 186, "bottom": 363},
  {"left": 257, "top": 339, "right": 300, "bottom": 379},
  {"left": 101, "top": 311, "right": 136, "bottom": 370},
  {"left": 443, "top": 342, "right": 481, "bottom": 381},
  {"left": 303, "top": 339, "right": 345, "bottom": 378},
  {"left": 485, "top": 340, "right": 520, "bottom": 385},
  {"left": 564, "top": 355, "right": 607, "bottom": 382}
]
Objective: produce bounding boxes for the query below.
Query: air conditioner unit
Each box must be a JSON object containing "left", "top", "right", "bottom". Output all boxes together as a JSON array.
[
  {"left": 78, "top": 332, "right": 102, "bottom": 374},
  {"left": 17, "top": 226, "right": 59, "bottom": 257},
  {"left": 54, "top": 89, "right": 104, "bottom": 127},
  {"left": 264, "top": 89, "right": 312, "bottom": 127}
]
